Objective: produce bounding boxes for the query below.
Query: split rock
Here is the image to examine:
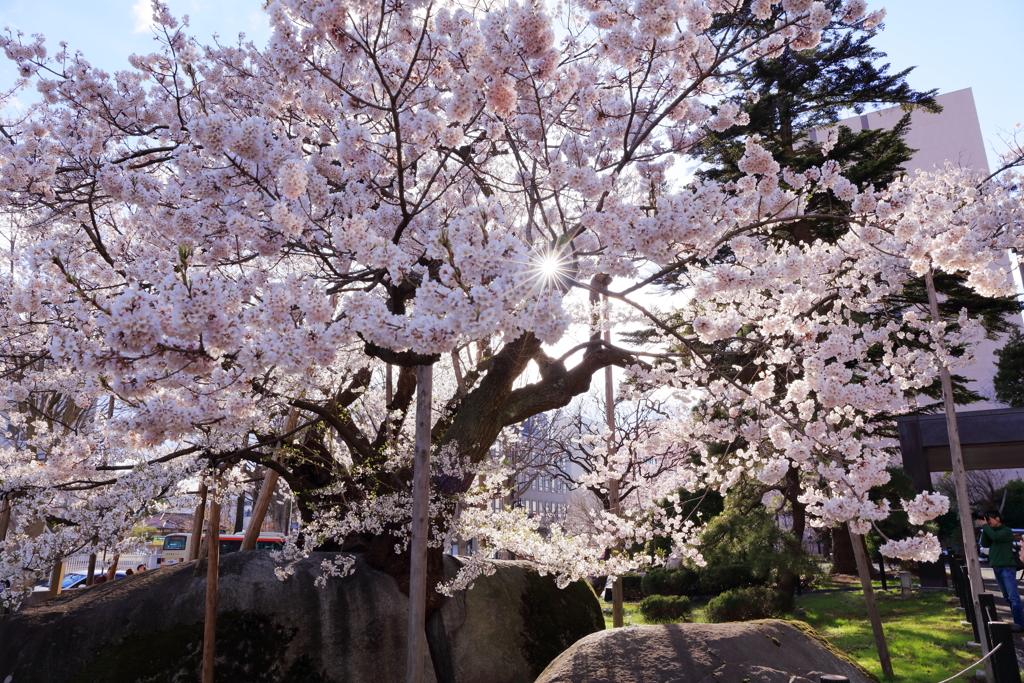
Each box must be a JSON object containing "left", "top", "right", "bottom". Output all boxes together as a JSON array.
[{"left": 0, "top": 551, "right": 602, "bottom": 683}]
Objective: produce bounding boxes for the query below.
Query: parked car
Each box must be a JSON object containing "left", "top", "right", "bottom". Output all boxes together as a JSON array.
[{"left": 32, "top": 570, "right": 127, "bottom": 591}]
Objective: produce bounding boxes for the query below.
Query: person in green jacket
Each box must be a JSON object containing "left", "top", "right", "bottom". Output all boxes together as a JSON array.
[{"left": 979, "top": 509, "right": 1024, "bottom": 631}]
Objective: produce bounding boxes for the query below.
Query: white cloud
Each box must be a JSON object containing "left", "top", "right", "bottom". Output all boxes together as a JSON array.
[{"left": 131, "top": 0, "right": 156, "bottom": 34}]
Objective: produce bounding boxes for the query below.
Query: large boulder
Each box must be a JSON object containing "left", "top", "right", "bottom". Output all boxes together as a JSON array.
[
  {"left": 534, "top": 620, "right": 876, "bottom": 683},
  {"left": 0, "top": 552, "right": 602, "bottom": 683}
]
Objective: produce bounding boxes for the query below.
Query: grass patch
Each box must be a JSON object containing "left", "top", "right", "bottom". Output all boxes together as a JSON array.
[
  {"left": 796, "top": 590, "right": 978, "bottom": 683},
  {"left": 601, "top": 589, "right": 978, "bottom": 683}
]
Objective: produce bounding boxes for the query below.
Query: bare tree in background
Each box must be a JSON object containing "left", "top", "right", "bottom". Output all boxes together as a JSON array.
[{"left": 934, "top": 470, "right": 1010, "bottom": 515}]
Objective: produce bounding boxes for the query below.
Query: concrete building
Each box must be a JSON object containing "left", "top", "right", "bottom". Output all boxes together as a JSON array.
[{"left": 817, "top": 88, "right": 990, "bottom": 176}]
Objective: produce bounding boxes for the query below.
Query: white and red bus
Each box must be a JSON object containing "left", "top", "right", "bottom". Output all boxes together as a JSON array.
[{"left": 160, "top": 532, "right": 286, "bottom": 564}]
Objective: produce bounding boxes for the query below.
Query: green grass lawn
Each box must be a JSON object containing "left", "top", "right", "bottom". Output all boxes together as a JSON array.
[
  {"left": 600, "top": 590, "right": 979, "bottom": 683},
  {"left": 795, "top": 590, "right": 978, "bottom": 683}
]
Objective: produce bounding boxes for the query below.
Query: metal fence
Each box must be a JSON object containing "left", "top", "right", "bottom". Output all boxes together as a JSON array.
[{"left": 62, "top": 552, "right": 156, "bottom": 574}]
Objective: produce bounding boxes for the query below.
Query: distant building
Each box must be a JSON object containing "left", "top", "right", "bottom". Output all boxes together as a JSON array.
[
  {"left": 841, "top": 90, "right": 1024, "bottom": 494},
  {"left": 824, "top": 88, "right": 1020, "bottom": 411},
  {"left": 817, "top": 88, "right": 989, "bottom": 175}
]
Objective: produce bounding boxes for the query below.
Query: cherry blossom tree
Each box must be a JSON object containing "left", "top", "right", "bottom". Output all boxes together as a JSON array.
[{"left": 1, "top": 2, "right": 1022, "bottom": 668}]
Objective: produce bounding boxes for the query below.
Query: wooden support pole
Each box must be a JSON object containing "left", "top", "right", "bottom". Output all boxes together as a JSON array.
[
  {"left": 849, "top": 528, "right": 894, "bottom": 677},
  {"left": 243, "top": 470, "right": 279, "bottom": 549},
  {"left": 190, "top": 484, "right": 208, "bottom": 561},
  {"left": 405, "top": 364, "right": 432, "bottom": 683},
  {"left": 105, "top": 554, "right": 120, "bottom": 581},
  {"left": 202, "top": 480, "right": 222, "bottom": 683},
  {"left": 193, "top": 536, "right": 210, "bottom": 578},
  {"left": 925, "top": 268, "right": 993, "bottom": 683},
  {"left": 242, "top": 408, "right": 299, "bottom": 551},
  {"left": 47, "top": 560, "right": 64, "bottom": 597},
  {"left": 602, "top": 284, "right": 624, "bottom": 629}
]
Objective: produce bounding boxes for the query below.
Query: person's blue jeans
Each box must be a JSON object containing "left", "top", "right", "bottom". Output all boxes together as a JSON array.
[{"left": 992, "top": 566, "right": 1024, "bottom": 627}]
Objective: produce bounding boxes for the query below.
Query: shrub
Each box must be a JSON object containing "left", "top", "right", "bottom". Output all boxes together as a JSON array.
[
  {"left": 639, "top": 595, "right": 692, "bottom": 623},
  {"left": 642, "top": 567, "right": 700, "bottom": 597},
  {"left": 697, "top": 563, "right": 760, "bottom": 594},
  {"left": 705, "top": 586, "right": 792, "bottom": 623}
]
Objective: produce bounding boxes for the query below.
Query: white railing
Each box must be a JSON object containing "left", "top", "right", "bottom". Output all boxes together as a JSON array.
[{"left": 62, "top": 552, "right": 155, "bottom": 575}]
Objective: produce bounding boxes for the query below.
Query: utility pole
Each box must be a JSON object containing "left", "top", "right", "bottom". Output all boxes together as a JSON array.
[
  {"left": 406, "top": 364, "right": 433, "bottom": 683},
  {"left": 925, "top": 268, "right": 993, "bottom": 681}
]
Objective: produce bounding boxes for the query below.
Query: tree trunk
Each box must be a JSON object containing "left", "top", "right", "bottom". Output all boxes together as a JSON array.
[
  {"left": 925, "top": 268, "right": 993, "bottom": 681},
  {"left": 831, "top": 522, "right": 859, "bottom": 575},
  {"left": 850, "top": 527, "right": 894, "bottom": 677},
  {"left": 234, "top": 493, "right": 245, "bottom": 533},
  {"left": 0, "top": 496, "right": 11, "bottom": 544},
  {"left": 85, "top": 538, "right": 97, "bottom": 586},
  {"left": 778, "top": 466, "right": 807, "bottom": 596},
  {"left": 406, "top": 364, "right": 433, "bottom": 683},
  {"left": 190, "top": 485, "right": 208, "bottom": 561},
  {"left": 202, "top": 485, "right": 222, "bottom": 683}
]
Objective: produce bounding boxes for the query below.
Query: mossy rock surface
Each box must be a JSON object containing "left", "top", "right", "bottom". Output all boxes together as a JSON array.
[
  {"left": 67, "top": 611, "right": 328, "bottom": 683},
  {"left": 0, "top": 552, "right": 602, "bottom": 683},
  {"left": 534, "top": 619, "right": 875, "bottom": 683}
]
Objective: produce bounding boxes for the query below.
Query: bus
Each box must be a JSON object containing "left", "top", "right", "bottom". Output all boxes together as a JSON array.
[{"left": 160, "top": 532, "right": 286, "bottom": 564}]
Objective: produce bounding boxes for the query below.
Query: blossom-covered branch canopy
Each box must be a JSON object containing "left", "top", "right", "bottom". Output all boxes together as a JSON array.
[{"left": 0, "top": 0, "right": 1022, "bottom": 600}]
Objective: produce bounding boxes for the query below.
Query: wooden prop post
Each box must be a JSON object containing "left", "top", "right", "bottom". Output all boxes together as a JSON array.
[
  {"left": 105, "top": 554, "right": 120, "bottom": 581},
  {"left": 849, "top": 527, "right": 893, "bottom": 677},
  {"left": 47, "top": 560, "right": 64, "bottom": 597},
  {"left": 599, "top": 280, "right": 623, "bottom": 629},
  {"left": 202, "top": 477, "right": 222, "bottom": 683},
  {"left": 242, "top": 408, "right": 300, "bottom": 551},
  {"left": 405, "top": 364, "right": 433, "bottom": 683},
  {"left": 190, "top": 484, "right": 208, "bottom": 561},
  {"left": 925, "top": 268, "right": 993, "bottom": 683}
]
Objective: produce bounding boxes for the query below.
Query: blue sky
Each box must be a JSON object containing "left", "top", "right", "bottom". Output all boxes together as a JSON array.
[{"left": 1, "top": 0, "right": 1021, "bottom": 168}]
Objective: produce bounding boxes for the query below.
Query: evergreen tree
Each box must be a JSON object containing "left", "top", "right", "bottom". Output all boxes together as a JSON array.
[
  {"left": 642, "top": 3, "right": 1020, "bottom": 593},
  {"left": 994, "top": 328, "right": 1024, "bottom": 407}
]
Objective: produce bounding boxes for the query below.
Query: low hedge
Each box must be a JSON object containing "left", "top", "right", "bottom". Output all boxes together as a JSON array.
[
  {"left": 705, "top": 586, "right": 793, "bottom": 623},
  {"left": 697, "top": 563, "right": 761, "bottom": 594},
  {"left": 639, "top": 594, "right": 692, "bottom": 623},
  {"left": 641, "top": 567, "right": 699, "bottom": 597},
  {"left": 641, "top": 564, "right": 764, "bottom": 597}
]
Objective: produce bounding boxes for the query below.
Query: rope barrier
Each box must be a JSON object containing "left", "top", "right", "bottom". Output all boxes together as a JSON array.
[{"left": 934, "top": 642, "right": 1001, "bottom": 683}]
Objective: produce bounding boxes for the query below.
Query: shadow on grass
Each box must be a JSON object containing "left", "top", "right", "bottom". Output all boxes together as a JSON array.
[{"left": 796, "top": 591, "right": 979, "bottom": 683}]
